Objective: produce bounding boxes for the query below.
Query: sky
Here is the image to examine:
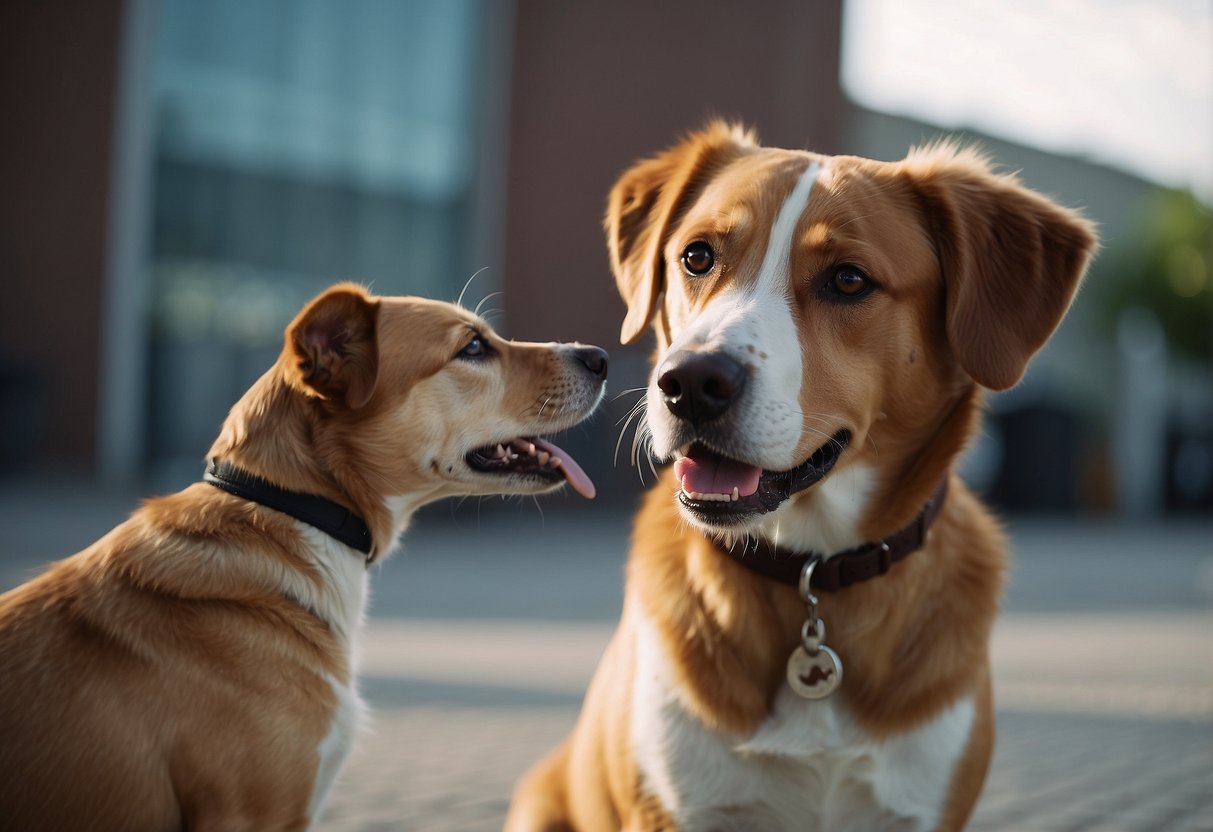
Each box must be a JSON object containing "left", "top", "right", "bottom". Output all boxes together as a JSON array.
[{"left": 842, "top": 0, "right": 1213, "bottom": 201}]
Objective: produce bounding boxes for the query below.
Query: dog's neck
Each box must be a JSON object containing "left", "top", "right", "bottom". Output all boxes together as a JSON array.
[
  {"left": 203, "top": 458, "right": 374, "bottom": 555},
  {"left": 751, "top": 383, "right": 980, "bottom": 556},
  {"left": 865, "top": 383, "right": 983, "bottom": 538},
  {"left": 715, "top": 477, "right": 948, "bottom": 590},
  {"left": 206, "top": 360, "right": 411, "bottom": 562}
]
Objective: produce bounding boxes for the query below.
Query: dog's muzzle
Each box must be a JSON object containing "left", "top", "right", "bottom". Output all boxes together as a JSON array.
[{"left": 653, "top": 349, "right": 850, "bottom": 529}]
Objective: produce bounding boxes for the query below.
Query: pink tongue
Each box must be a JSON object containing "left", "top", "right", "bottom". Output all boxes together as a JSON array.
[
  {"left": 673, "top": 448, "right": 762, "bottom": 497},
  {"left": 531, "top": 437, "right": 596, "bottom": 499}
]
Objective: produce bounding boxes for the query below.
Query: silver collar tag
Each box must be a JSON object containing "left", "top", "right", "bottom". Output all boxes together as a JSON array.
[{"left": 786, "top": 557, "right": 843, "bottom": 699}]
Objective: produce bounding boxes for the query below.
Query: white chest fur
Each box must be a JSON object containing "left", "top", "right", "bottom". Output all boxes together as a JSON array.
[
  {"left": 631, "top": 613, "right": 974, "bottom": 832},
  {"left": 288, "top": 524, "right": 370, "bottom": 827},
  {"left": 308, "top": 674, "right": 364, "bottom": 824}
]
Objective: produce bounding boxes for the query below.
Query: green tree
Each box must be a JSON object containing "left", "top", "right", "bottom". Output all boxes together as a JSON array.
[{"left": 1106, "top": 189, "right": 1212, "bottom": 363}]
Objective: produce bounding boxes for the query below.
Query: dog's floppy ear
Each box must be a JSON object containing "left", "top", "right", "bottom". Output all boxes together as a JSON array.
[
  {"left": 606, "top": 122, "right": 755, "bottom": 344},
  {"left": 286, "top": 283, "right": 380, "bottom": 409},
  {"left": 902, "top": 145, "right": 1097, "bottom": 390}
]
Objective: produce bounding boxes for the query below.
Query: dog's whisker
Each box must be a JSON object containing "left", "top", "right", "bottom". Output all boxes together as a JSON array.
[
  {"left": 616, "top": 400, "right": 650, "bottom": 424},
  {"left": 456, "top": 266, "right": 492, "bottom": 310},
  {"left": 473, "top": 290, "right": 505, "bottom": 318},
  {"left": 644, "top": 440, "right": 659, "bottom": 482},
  {"left": 801, "top": 426, "right": 837, "bottom": 444},
  {"left": 630, "top": 420, "right": 653, "bottom": 470},
  {"left": 632, "top": 424, "right": 656, "bottom": 484},
  {"left": 617, "top": 413, "right": 646, "bottom": 457},
  {"left": 610, "top": 387, "right": 649, "bottom": 403},
  {"left": 615, "top": 408, "right": 644, "bottom": 467},
  {"left": 615, "top": 397, "right": 648, "bottom": 427},
  {"left": 614, "top": 409, "right": 640, "bottom": 431},
  {"left": 630, "top": 426, "right": 650, "bottom": 456}
]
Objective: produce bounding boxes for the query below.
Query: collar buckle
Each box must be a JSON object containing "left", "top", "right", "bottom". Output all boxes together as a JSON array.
[{"left": 875, "top": 540, "right": 892, "bottom": 576}]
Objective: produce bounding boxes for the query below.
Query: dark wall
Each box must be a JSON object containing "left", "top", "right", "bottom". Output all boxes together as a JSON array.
[
  {"left": 502, "top": 0, "right": 843, "bottom": 348},
  {"left": 0, "top": 0, "right": 844, "bottom": 486},
  {"left": 0, "top": 0, "right": 122, "bottom": 470},
  {"left": 500, "top": 0, "right": 844, "bottom": 502}
]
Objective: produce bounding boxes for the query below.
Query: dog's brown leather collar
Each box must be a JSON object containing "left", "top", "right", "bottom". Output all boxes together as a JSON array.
[{"left": 713, "top": 478, "right": 949, "bottom": 592}]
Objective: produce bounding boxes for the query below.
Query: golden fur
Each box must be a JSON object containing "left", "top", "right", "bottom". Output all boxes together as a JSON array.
[
  {"left": 508, "top": 124, "right": 1096, "bottom": 831},
  {"left": 0, "top": 284, "right": 606, "bottom": 831}
]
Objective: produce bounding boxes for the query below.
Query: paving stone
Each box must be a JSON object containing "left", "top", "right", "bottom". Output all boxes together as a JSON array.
[
  {"left": 316, "top": 697, "right": 1213, "bottom": 830},
  {"left": 3, "top": 494, "right": 1210, "bottom": 831}
]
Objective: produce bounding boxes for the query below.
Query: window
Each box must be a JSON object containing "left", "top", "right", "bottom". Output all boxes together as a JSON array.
[{"left": 143, "top": 0, "right": 491, "bottom": 482}]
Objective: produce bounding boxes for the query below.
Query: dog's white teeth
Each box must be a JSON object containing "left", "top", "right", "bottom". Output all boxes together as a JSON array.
[
  {"left": 550, "top": 457, "right": 563, "bottom": 469},
  {"left": 526, "top": 442, "right": 537, "bottom": 456},
  {"left": 495, "top": 444, "right": 507, "bottom": 459},
  {"left": 681, "top": 487, "right": 739, "bottom": 502},
  {"left": 537, "top": 450, "right": 550, "bottom": 466}
]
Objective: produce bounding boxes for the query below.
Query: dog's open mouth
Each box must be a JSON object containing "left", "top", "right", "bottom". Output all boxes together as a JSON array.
[
  {"left": 672, "top": 430, "right": 851, "bottom": 524},
  {"left": 465, "top": 437, "right": 596, "bottom": 499}
]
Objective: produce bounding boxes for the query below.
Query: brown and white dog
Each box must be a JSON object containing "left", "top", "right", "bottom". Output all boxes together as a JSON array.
[
  {"left": 507, "top": 123, "right": 1096, "bottom": 831},
  {"left": 0, "top": 284, "right": 607, "bottom": 831}
]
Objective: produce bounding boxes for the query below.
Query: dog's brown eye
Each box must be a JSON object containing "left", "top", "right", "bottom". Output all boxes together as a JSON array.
[
  {"left": 682, "top": 242, "right": 715, "bottom": 276},
  {"left": 830, "top": 266, "right": 871, "bottom": 297}
]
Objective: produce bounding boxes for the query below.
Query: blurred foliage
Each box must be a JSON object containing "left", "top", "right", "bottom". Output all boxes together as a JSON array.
[{"left": 1103, "top": 189, "right": 1213, "bottom": 363}]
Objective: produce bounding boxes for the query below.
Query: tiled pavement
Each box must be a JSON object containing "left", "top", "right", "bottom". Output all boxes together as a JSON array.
[
  {"left": 2, "top": 483, "right": 1211, "bottom": 831},
  {"left": 322, "top": 708, "right": 1213, "bottom": 832},
  {"left": 971, "top": 713, "right": 1211, "bottom": 831},
  {"left": 317, "top": 613, "right": 1213, "bottom": 832}
]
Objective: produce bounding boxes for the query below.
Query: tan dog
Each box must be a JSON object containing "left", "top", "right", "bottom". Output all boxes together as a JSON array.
[
  {"left": 507, "top": 123, "right": 1096, "bottom": 831},
  {"left": 0, "top": 284, "right": 607, "bottom": 831}
]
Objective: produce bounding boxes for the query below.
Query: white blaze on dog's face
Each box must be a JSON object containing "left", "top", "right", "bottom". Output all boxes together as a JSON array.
[
  {"left": 282, "top": 288, "right": 607, "bottom": 508},
  {"left": 650, "top": 156, "right": 823, "bottom": 471},
  {"left": 608, "top": 123, "right": 1095, "bottom": 538}
]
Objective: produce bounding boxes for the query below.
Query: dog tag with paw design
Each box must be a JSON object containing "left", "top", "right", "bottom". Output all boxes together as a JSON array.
[{"left": 786, "top": 644, "right": 842, "bottom": 700}]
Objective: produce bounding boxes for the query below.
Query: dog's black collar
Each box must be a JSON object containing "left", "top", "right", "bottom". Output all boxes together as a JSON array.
[
  {"left": 713, "top": 478, "right": 949, "bottom": 592},
  {"left": 203, "top": 459, "right": 373, "bottom": 556}
]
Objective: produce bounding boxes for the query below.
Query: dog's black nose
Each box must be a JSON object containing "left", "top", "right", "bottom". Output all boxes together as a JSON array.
[
  {"left": 657, "top": 350, "right": 746, "bottom": 426},
  {"left": 572, "top": 345, "right": 609, "bottom": 379}
]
